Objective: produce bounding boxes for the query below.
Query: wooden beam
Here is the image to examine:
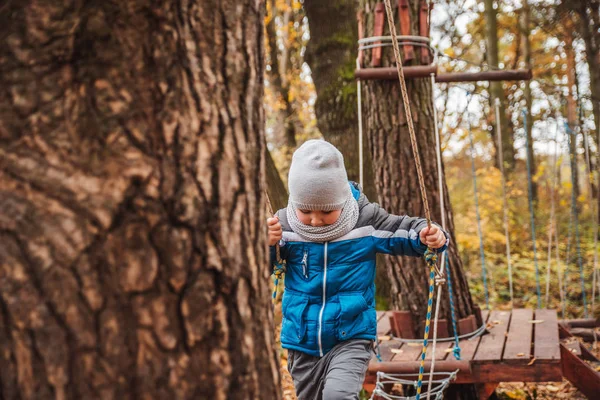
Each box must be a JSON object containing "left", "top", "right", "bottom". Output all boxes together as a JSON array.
[
  {"left": 560, "top": 343, "right": 600, "bottom": 399},
  {"left": 437, "top": 69, "right": 532, "bottom": 82},
  {"left": 560, "top": 317, "right": 600, "bottom": 329},
  {"left": 355, "top": 65, "right": 437, "bottom": 80},
  {"left": 355, "top": 67, "right": 532, "bottom": 82}
]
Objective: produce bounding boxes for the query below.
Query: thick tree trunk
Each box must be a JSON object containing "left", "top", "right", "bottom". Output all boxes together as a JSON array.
[
  {"left": 266, "top": 0, "right": 297, "bottom": 148},
  {"left": 0, "top": 2, "right": 280, "bottom": 399},
  {"left": 484, "top": 0, "right": 515, "bottom": 173},
  {"left": 358, "top": 0, "right": 474, "bottom": 333},
  {"left": 303, "top": 0, "right": 390, "bottom": 301},
  {"left": 520, "top": 2, "right": 537, "bottom": 202},
  {"left": 303, "top": 0, "right": 377, "bottom": 201},
  {"left": 565, "top": 31, "right": 581, "bottom": 205}
]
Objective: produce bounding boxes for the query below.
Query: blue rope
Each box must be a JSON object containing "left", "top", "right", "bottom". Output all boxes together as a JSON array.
[
  {"left": 444, "top": 255, "right": 461, "bottom": 360},
  {"left": 467, "top": 118, "right": 490, "bottom": 309},
  {"left": 565, "top": 122, "right": 588, "bottom": 318},
  {"left": 522, "top": 109, "right": 542, "bottom": 308}
]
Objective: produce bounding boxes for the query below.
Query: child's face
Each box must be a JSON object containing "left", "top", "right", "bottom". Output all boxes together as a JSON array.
[{"left": 296, "top": 209, "right": 342, "bottom": 227}]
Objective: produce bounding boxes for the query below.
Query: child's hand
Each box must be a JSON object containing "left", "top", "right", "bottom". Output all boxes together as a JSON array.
[
  {"left": 267, "top": 216, "right": 282, "bottom": 246},
  {"left": 419, "top": 225, "right": 446, "bottom": 249}
]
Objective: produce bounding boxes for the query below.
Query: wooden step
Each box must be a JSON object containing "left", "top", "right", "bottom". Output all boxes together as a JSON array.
[{"left": 560, "top": 342, "right": 600, "bottom": 399}]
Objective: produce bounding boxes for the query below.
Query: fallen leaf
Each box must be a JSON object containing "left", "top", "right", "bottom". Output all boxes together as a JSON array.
[
  {"left": 407, "top": 342, "right": 422, "bottom": 347},
  {"left": 545, "top": 384, "right": 559, "bottom": 392},
  {"left": 445, "top": 348, "right": 454, "bottom": 353},
  {"left": 379, "top": 335, "right": 390, "bottom": 341},
  {"left": 527, "top": 357, "right": 536, "bottom": 366},
  {"left": 516, "top": 352, "right": 525, "bottom": 357},
  {"left": 528, "top": 320, "right": 544, "bottom": 324},
  {"left": 493, "top": 320, "right": 501, "bottom": 324},
  {"left": 391, "top": 349, "right": 403, "bottom": 354}
]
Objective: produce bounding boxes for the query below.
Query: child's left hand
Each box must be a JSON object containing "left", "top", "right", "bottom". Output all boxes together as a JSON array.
[{"left": 419, "top": 225, "right": 446, "bottom": 249}]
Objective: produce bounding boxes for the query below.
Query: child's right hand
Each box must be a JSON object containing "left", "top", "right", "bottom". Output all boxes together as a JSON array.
[{"left": 267, "top": 216, "right": 282, "bottom": 246}]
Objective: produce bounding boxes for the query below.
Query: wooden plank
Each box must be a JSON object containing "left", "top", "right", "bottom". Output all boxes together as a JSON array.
[
  {"left": 503, "top": 308, "right": 533, "bottom": 363},
  {"left": 418, "top": 0, "right": 431, "bottom": 64},
  {"left": 398, "top": 0, "right": 414, "bottom": 61},
  {"left": 377, "top": 312, "right": 392, "bottom": 335},
  {"left": 473, "top": 310, "right": 511, "bottom": 362},
  {"left": 391, "top": 340, "right": 423, "bottom": 362},
  {"left": 457, "top": 309, "right": 490, "bottom": 361},
  {"left": 472, "top": 362, "right": 563, "bottom": 383},
  {"left": 534, "top": 309, "right": 560, "bottom": 361},
  {"left": 371, "top": 3, "right": 385, "bottom": 67},
  {"left": 458, "top": 315, "right": 477, "bottom": 335},
  {"left": 560, "top": 343, "right": 600, "bottom": 399},
  {"left": 390, "top": 310, "right": 415, "bottom": 338},
  {"left": 374, "top": 338, "right": 401, "bottom": 362}
]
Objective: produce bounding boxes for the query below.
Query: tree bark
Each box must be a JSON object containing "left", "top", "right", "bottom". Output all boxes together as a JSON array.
[
  {"left": 520, "top": 2, "right": 537, "bottom": 202},
  {"left": 358, "top": 0, "right": 474, "bottom": 330},
  {"left": 303, "top": 0, "right": 389, "bottom": 300},
  {"left": 266, "top": 0, "right": 297, "bottom": 148},
  {"left": 565, "top": 29, "right": 581, "bottom": 205},
  {"left": 0, "top": 1, "right": 280, "bottom": 399},
  {"left": 484, "top": 0, "right": 515, "bottom": 173},
  {"left": 303, "top": 0, "right": 377, "bottom": 202}
]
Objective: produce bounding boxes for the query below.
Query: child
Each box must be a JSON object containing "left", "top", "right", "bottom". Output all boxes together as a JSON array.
[{"left": 268, "top": 140, "right": 447, "bottom": 400}]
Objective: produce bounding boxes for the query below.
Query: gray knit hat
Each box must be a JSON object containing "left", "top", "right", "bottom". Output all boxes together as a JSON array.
[{"left": 288, "top": 140, "right": 350, "bottom": 211}]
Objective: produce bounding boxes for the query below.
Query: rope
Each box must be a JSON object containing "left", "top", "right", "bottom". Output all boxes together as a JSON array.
[
  {"left": 522, "top": 109, "right": 542, "bottom": 308},
  {"left": 369, "top": 371, "right": 458, "bottom": 400},
  {"left": 565, "top": 122, "right": 588, "bottom": 318},
  {"left": 379, "top": 1, "right": 440, "bottom": 397},
  {"left": 494, "top": 98, "right": 514, "bottom": 308},
  {"left": 390, "top": 322, "right": 487, "bottom": 343},
  {"left": 445, "top": 256, "right": 461, "bottom": 360},
  {"left": 266, "top": 194, "right": 286, "bottom": 305},
  {"left": 466, "top": 112, "right": 489, "bottom": 310},
  {"left": 545, "top": 119, "right": 560, "bottom": 308},
  {"left": 582, "top": 121, "right": 599, "bottom": 318},
  {"left": 357, "top": 58, "right": 364, "bottom": 188}
]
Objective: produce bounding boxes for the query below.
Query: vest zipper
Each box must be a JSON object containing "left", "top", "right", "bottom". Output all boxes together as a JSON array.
[
  {"left": 301, "top": 250, "right": 308, "bottom": 278},
  {"left": 318, "top": 242, "right": 328, "bottom": 357}
]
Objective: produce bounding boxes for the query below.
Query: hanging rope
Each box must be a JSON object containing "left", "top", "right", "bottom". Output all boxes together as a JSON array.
[
  {"left": 266, "top": 194, "right": 286, "bottom": 305},
  {"left": 357, "top": 58, "right": 365, "bottom": 188},
  {"left": 522, "top": 109, "right": 542, "bottom": 308},
  {"left": 466, "top": 110, "right": 490, "bottom": 310},
  {"left": 545, "top": 118, "right": 560, "bottom": 308},
  {"left": 369, "top": 371, "right": 458, "bottom": 400},
  {"left": 494, "top": 98, "right": 514, "bottom": 308},
  {"left": 380, "top": 1, "right": 442, "bottom": 398},
  {"left": 564, "top": 121, "right": 588, "bottom": 318}
]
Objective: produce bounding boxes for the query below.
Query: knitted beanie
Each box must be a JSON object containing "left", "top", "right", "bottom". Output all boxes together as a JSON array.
[{"left": 288, "top": 140, "right": 350, "bottom": 211}]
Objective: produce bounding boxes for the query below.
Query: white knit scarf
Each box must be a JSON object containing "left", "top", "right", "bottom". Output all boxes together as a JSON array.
[{"left": 287, "top": 191, "right": 359, "bottom": 242}]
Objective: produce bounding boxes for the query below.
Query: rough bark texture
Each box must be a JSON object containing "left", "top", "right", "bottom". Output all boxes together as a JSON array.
[
  {"left": 303, "top": 0, "right": 377, "bottom": 201},
  {"left": 358, "top": 0, "right": 473, "bottom": 326},
  {"left": 520, "top": 3, "right": 537, "bottom": 202},
  {"left": 484, "top": 0, "right": 515, "bottom": 173},
  {"left": 358, "top": 2, "right": 475, "bottom": 397},
  {"left": 0, "top": 1, "right": 280, "bottom": 399},
  {"left": 303, "top": 0, "right": 390, "bottom": 300}
]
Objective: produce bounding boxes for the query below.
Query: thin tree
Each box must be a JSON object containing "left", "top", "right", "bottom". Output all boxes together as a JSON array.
[{"left": 0, "top": 1, "right": 280, "bottom": 399}]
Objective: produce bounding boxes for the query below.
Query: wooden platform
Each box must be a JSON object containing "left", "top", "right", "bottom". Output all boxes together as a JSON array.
[{"left": 366, "top": 309, "right": 563, "bottom": 389}]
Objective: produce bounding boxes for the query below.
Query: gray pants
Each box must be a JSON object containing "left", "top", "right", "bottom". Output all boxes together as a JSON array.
[{"left": 287, "top": 339, "right": 372, "bottom": 400}]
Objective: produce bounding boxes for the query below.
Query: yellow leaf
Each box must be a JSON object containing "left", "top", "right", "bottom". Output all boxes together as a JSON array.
[
  {"left": 527, "top": 357, "right": 536, "bottom": 366},
  {"left": 528, "top": 320, "right": 544, "bottom": 324},
  {"left": 391, "top": 349, "right": 404, "bottom": 354},
  {"left": 379, "top": 335, "right": 391, "bottom": 341}
]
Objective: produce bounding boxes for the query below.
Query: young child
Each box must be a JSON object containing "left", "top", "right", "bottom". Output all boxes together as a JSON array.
[{"left": 268, "top": 140, "right": 448, "bottom": 400}]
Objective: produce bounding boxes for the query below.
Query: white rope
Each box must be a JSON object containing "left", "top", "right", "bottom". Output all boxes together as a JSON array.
[
  {"left": 369, "top": 371, "right": 457, "bottom": 400},
  {"left": 545, "top": 118, "right": 560, "bottom": 307},
  {"left": 428, "top": 72, "right": 445, "bottom": 400},
  {"left": 391, "top": 322, "right": 487, "bottom": 343},
  {"left": 494, "top": 98, "right": 514, "bottom": 308},
  {"left": 583, "top": 125, "right": 599, "bottom": 317},
  {"left": 358, "top": 35, "right": 431, "bottom": 44},
  {"left": 356, "top": 58, "right": 364, "bottom": 188}
]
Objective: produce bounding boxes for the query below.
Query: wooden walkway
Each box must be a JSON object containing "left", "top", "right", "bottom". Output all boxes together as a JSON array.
[{"left": 365, "top": 309, "right": 562, "bottom": 392}]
